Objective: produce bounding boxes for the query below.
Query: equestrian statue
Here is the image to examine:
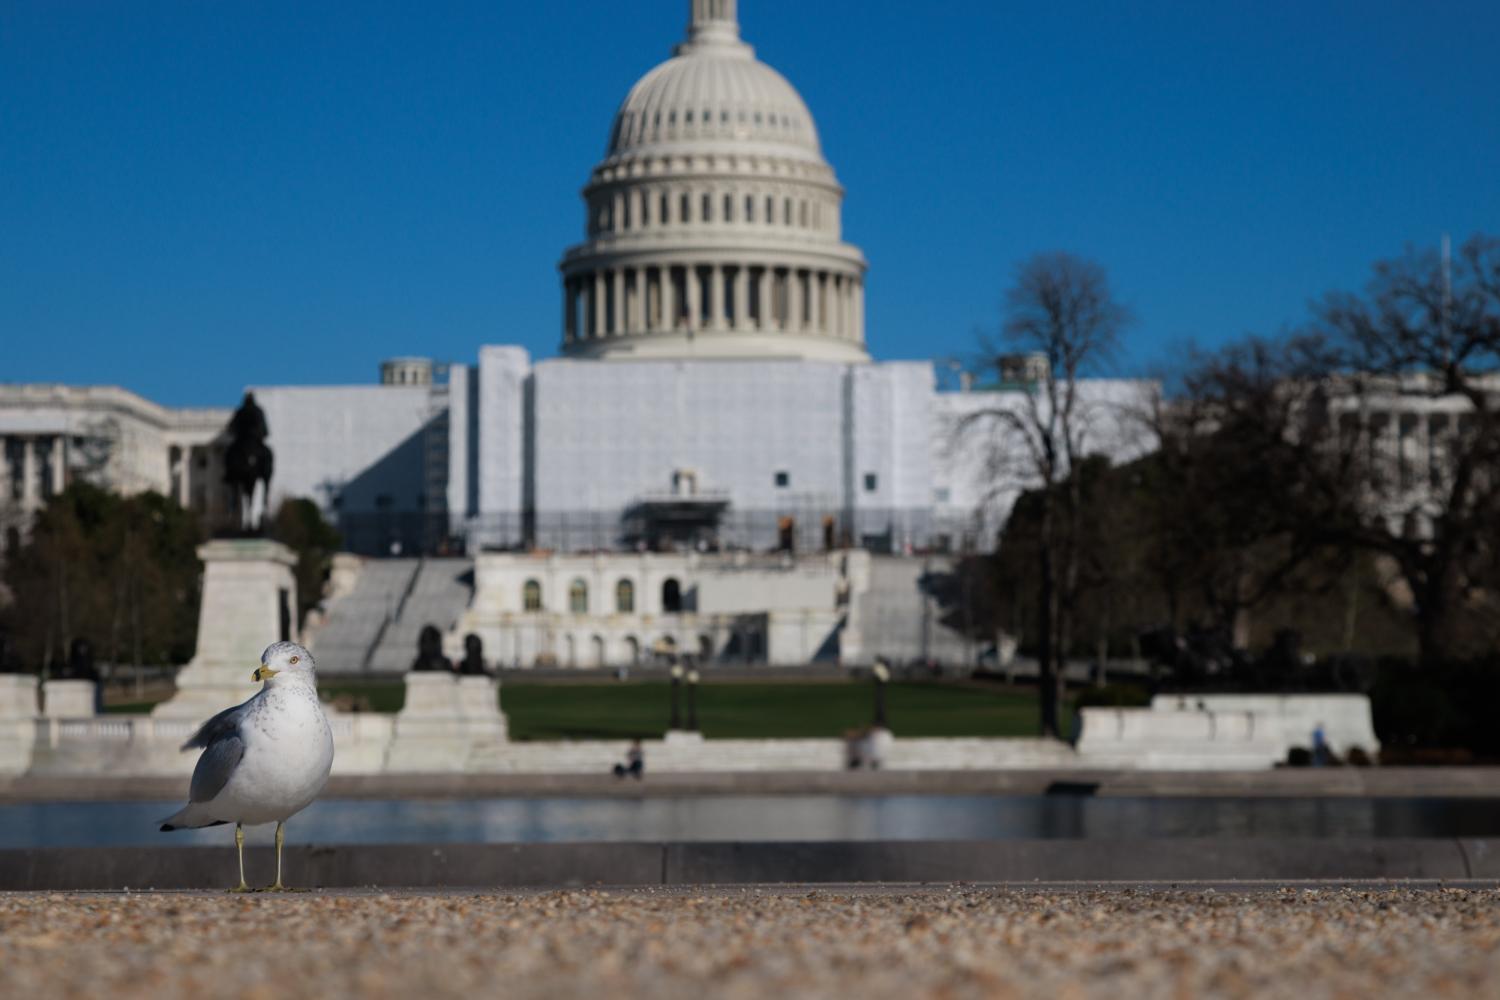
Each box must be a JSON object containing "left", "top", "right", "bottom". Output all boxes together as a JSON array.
[{"left": 223, "top": 392, "right": 274, "bottom": 534}]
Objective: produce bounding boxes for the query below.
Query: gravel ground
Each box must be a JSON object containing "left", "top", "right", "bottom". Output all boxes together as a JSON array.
[{"left": 3, "top": 886, "right": 1498, "bottom": 999}]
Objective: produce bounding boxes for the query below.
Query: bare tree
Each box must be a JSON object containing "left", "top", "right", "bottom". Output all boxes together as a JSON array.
[
  {"left": 962, "top": 252, "right": 1130, "bottom": 737},
  {"left": 1316, "top": 235, "right": 1500, "bottom": 661},
  {"left": 1181, "top": 235, "right": 1500, "bottom": 663}
]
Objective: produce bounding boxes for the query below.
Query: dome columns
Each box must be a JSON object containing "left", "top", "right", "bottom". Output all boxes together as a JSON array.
[{"left": 562, "top": 258, "right": 864, "bottom": 351}]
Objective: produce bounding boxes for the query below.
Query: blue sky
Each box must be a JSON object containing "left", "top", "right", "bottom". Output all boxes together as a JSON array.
[{"left": 3, "top": 0, "right": 1497, "bottom": 406}]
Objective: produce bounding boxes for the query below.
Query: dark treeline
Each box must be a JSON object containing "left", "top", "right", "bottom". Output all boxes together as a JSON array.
[
  {"left": 954, "top": 235, "right": 1500, "bottom": 743},
  {"left": 0, "top": 486, "right": 339, "bottom": 677}
]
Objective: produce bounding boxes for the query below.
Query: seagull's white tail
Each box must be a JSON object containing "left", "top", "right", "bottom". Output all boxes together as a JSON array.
[{"left": 159, "top": 802, "right": 226, "bottom": 832}]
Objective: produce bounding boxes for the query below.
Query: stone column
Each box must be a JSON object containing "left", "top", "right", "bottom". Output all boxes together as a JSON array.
[
  {"left": 828, "top": 276, "right": 841, "bottom": 339},
  {"left": 21, "top": 437, "right": 36, "bottom": 503},
  {"left": 592, "top": 271, "right": 605, "bottom": 338},
  {"left": 686, "top": 264, "right": 702, "bottom": 331},
  {"left": 664, "top": 266, "right": 678, "bottom": 329},
  {"left": 183, "top": 446, "right": 196, "bottom": 508},
  {"left": 810, "top": 272, "right": 824, "bottom": 333},
  {"left": 709, "top": 264, "right": 724, "bottom": 329},
  {"left": 787, "top": 269, "right": 803, "bottom": 333},
  {"left": 757, "top": 267, "right": 771, "bottom": 330},
  {"left": 611, "top": 269, "right": 624, "bottom": 335},
  {"left": 733, "top": 266, "right": 748, "bottom": 330}
]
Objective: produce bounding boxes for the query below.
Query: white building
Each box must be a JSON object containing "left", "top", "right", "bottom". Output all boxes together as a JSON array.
[
  {"left": 3, "top": 2, "right": 1154, "bottom": 568},
  {"left": 0, "top": 384, "right": 230, "bottom": 541}
]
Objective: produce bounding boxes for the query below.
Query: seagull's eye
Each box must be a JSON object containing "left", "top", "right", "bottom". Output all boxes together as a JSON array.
[{"left": 290, "top": 655, "right": 300, "bottom": 664}]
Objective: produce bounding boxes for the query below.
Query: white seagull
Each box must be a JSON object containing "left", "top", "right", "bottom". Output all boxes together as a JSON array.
[{"left": 160, "top": 640, "right": 335, "bottom": 891}]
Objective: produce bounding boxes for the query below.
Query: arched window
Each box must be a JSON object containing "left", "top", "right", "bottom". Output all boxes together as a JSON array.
[
  {"left": 660, "top": 193, "right": 669, "bottom": 224},
  {"left": 662, "top": 578, "right": 683, "bottom": 613},
  {"left": 523, "top": 579, "right": 542, "bottom": 612},
  {"left": 616, "top": 579, "right": 635, "bottom": 613},
  {"left": 569, "top": 579, "right": 588, "bottom": 614}
]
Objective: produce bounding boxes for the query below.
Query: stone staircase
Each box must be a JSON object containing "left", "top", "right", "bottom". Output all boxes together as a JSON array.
[
  {"left": 306, "top": 558, "right": 422, "bottom": 676},
  {"left": 366, "top": 558, "right": 475, "bottom": 674},
  {"left": 853, "top": 555, "right": 978, "bottom": 667}
]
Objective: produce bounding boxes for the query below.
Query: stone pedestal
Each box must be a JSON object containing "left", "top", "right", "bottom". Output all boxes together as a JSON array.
[
  {"left": 154, "top": 539, "right": 299, "bottom": 720},
  {"left": 385, "top": 672, "right": 508, "bottom": 772},
  {"left": 41, "top": 679, "right": 98, "bottom": 718},
  {"left": 0, "top": 674, "right": 39, "bottom": 775}
]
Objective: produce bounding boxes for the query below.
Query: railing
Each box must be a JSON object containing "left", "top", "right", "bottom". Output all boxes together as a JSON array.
[{"left": 338, "top": 507, "right": 989, "bottom": 558}]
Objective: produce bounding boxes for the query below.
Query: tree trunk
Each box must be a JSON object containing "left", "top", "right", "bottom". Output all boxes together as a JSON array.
[
  {"left": 1414, "top": 572, "right": 1455, "bottom": 665},
  {"left": 1036, "top": 500, "right": 1061, "bottom": 739}
]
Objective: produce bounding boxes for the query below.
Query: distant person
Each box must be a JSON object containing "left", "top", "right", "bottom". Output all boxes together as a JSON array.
[
  {"left": 1312, "top": 723, "right": 1331, "bottom": 767},
  {"left": 613, "top": 739, "right": 644, "bottom": 779}
]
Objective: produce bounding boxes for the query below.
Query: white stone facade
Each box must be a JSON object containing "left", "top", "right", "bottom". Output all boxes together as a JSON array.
[
  {"left": 450, "top": 550, "right": 866, "bottom": 668},
  {"left": 0, "top": 384, "right": 230, "bottom": 535}
]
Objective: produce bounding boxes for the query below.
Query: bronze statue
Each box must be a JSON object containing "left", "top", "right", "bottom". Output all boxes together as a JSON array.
[
  {"left": 223, "top": 392, "right": 274, "bottom": 534},
  {"left": 459, "top": 633, "right": 488, "bottom": 676},
  {"left": 412, "top": 624, "right": 454, "bottom": 673}
]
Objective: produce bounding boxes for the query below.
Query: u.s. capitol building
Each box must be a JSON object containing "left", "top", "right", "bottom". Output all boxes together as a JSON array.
[
  {"left": 252, "top": 1, "right": 1150, "bottom": 560},
  {"left": 1, "top": 2, "right": 1153, "bottom": 669}
]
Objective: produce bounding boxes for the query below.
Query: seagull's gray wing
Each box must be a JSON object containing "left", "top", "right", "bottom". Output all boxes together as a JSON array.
[
  {"left": 181, "top": 699, "right": 253, "bottom": 751},
  {"left": 183, "top": 699, "right": 253, "bottom": 803},
  {"left": 188, "top": 729, "right": 245, "bottom": 804}
]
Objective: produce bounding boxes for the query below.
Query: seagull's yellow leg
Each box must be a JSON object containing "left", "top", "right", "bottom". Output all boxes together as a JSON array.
[
  {"left": 267, "top": 821, "right": 286, "bottom": 891},
  {"left": 255, "top": 821, "right": 303, "bottom": 892},
  {"left": 227, "top": 823, "right": 250, "bottom": 893}
]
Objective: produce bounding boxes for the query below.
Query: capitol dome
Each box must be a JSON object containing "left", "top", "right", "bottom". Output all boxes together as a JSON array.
[
  {"left": 558, "top": 0, "right": 869, "bottom": 363},
  {"left": 605, "top": 26, "right": 822, "bottom": 163}
]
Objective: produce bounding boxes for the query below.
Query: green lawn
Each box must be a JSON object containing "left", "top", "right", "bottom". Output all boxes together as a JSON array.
[{"left": 319, "top": 679, "right": 1066, "bottom": 741}]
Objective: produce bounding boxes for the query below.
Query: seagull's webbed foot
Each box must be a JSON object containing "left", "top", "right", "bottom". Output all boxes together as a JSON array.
[{"left": 227, "top": 881, "right": 252, "bottom": 894}]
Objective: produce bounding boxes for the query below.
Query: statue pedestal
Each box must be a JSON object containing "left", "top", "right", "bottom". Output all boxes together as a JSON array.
[
  {"left": 154, "top": 539, "right": 299, "bottom": 720},
  {"left": 0, "top": 674, "right": 39, "bottom": 774},
  {"left": 385, "top": 672, "right": 508, "bottom": 772},
  {"left": 42, "top": 680, "right": 97, "bottom": 718}
]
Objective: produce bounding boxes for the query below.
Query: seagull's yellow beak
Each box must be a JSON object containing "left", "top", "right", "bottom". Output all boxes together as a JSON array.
[{"left": 253, "top": 664, "right": 278, "bottom": 682}]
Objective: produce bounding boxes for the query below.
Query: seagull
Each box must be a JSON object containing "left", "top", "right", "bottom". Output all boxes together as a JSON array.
[{"left": 160, "top": 640, "right": 334, "bottom": 892}]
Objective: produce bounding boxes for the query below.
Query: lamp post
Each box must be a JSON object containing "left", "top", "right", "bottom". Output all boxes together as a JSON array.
[
  {"left": 686, "top": 668, "right": 700, "bottom": 731},
  {"left": 669, "top": 663, "right": 684, "bottom": 730},
  {"left": 871, "top": 660, "right": 890, "bottom": 729}
]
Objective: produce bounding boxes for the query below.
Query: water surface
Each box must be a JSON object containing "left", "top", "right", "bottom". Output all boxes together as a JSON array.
[{"left": 4, "top": 795, "right": 1499, "bottom": 849}]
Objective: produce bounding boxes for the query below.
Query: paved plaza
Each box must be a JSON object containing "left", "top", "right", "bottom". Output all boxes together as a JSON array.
[{"left": 3, "top": 884, "right": 1498, "bottom": 999}]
